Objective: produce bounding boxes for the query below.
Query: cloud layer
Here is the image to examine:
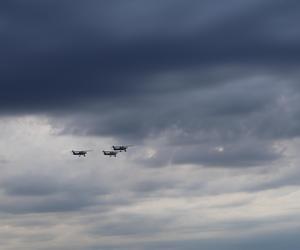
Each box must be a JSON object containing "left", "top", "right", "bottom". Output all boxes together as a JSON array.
[{"left": 1, "top": 1, "right": 300, "bottom": 249}]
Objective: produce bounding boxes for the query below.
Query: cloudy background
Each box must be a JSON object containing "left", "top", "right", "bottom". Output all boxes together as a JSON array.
[{"left": 1, "top": 0, "right": 300, "bottom": 249}]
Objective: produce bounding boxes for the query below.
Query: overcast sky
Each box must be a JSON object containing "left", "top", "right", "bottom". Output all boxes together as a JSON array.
[{"left": 1, "top": 0, "right": 300, "bottom": 249}]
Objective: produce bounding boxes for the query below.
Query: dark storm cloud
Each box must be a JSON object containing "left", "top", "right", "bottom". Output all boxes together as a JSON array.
[
  {"left": 1, "top": 0, "right": 300, "bottom": 111},
  {"left": 56, "top": 70, "right": 282, "bottom": 138},
  {"left": 2, "top": 0, "right": 300, "bottom": 167}
]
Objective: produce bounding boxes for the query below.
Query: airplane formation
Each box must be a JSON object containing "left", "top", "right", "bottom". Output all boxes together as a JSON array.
[{"left": 72, "top": 145, "right": 133, "bottom": 158}]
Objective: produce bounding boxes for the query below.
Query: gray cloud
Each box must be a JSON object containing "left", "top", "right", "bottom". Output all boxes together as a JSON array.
[
  {"left": 139, "top": 229, "right": 300, "bottom": 250},
  {"left": 0, "top": 172, "right": 110, "bottom": 213},
  {"left": 89, "top": 214, "right": 172, "bottom": 237},
  {"left": 53, "top": 71, "right": 296, "bottom": 167}
]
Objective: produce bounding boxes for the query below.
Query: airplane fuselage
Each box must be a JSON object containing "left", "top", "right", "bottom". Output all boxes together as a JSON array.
[
  {"left": 112, "top": 146, "right": 127, "bottom": 152},
  {"left": 72, "top": 150, "right": 87, "bottom": 157},
  {"left": 103, "top": 150, "right": 118, "bottom": 157}
]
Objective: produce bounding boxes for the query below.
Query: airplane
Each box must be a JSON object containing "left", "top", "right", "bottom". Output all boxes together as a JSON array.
[
  {"left": 112, "top": 145, "right": 134, "bottom": 152},
  {"left": 103, "top": 150, "right": 118, "bottom": 157},
  {"left": 72, "top": 150, "right": 92, "bottom": 157}
]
